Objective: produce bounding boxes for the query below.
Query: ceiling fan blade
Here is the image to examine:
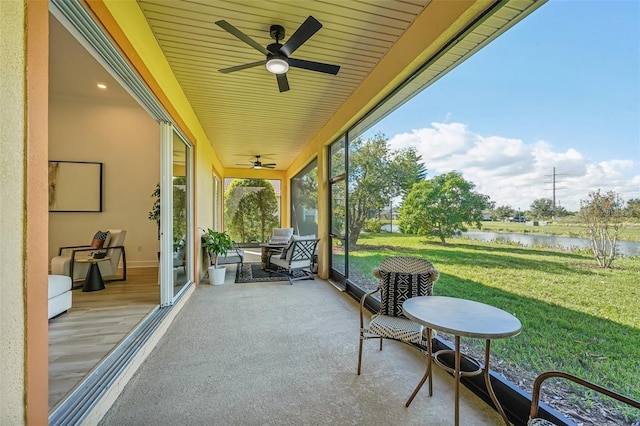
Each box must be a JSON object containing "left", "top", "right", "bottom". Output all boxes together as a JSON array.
[
  {"left": 215, "top": 20, "right": 269, "bottom": 56},
  {"left": 276, "top": 73, "right": 290, "bottom": 92},
  {"left": 280, "top": 16, "right": 322, "bottom": 57},
  {"left": 219, "top": 60, "right": 266, "bottom": 74},
  {"left": 289, "top": 58, "right": 340, "bottom": 75},
  {"left": 264, "top": 164, "right": 276, "bottom": 169}
]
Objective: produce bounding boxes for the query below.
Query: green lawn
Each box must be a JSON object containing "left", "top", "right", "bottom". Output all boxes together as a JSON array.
[{"left": 349, "top": 233, "right": 640, "bottom": 421}]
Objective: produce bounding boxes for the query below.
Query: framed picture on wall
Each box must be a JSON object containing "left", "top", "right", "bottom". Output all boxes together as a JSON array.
[{"left": 48, "top": 161, "right": 103, "bottom": 212}]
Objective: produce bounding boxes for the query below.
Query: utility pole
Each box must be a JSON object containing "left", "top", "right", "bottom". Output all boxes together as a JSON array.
[
  {"left": 545, "top": 167, "right": 568, "bottom": 220},
  {"left": 552, "top": 167, "right": 556, "bottom": 218}
]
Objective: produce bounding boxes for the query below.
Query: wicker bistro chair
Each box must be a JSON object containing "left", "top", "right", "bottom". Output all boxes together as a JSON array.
[
  {"left": 528, "top": 371, "right": 640, "bottom": 425},
  {"left": 357, "top": 256, "right": 440, "bottom": 376}
]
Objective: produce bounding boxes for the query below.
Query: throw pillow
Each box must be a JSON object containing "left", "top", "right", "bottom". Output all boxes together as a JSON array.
[
  {"left": 90, "top": 230, "right": 109, "bottom": 249},
  {"left": 378, "top": 271, "right": 434, "bottom": 318}
]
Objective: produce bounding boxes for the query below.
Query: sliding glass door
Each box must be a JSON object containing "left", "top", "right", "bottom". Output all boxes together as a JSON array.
[
  {"left": 329, "top": 137, "right": 347, "bottom": 279},
  {"left": 160, "top": 123, "right": 193, "bottom": 306}
]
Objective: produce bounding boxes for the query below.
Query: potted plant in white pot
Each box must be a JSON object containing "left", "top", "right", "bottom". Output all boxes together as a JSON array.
[{"left": 201, "top": 228, "right": 234, "bottom": 285}]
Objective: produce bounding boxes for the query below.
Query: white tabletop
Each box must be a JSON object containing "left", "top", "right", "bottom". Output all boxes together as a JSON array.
[{"left": 402, "top": 296, "right": 522, "bottom": 339}]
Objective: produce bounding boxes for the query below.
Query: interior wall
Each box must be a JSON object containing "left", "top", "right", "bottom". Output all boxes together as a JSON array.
[{"left": 48, "top": 96, "right": 160, "bottom": 267}]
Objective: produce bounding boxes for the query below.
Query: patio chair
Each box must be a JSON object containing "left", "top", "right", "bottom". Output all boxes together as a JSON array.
[
  {"left": 269, "top": 235, "right": 319, "bottom": 284},
  {"left": 357, "top": 256, "right": 439, "bottom": 375},
  {"left": 528, "top": 371, "right": 640, "bottom": 425},
  {"left": 269, "top": 227, "right": 294, "bottom": 245}
]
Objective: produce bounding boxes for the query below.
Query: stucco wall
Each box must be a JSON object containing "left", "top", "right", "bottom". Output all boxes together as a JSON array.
[
  {"left": 0, "top": 2, "right": 27, "bottom": 423},
  {"left": 48, "top": 96, "right": 160, "bottom": 267},
  {"left": 1, "top": 1, "right": 50, "bottom": 423}
]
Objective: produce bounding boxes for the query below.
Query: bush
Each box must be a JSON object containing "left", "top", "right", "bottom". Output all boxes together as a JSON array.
[{"left": 363, "top": 218, "right": 382, "bottom": 233}]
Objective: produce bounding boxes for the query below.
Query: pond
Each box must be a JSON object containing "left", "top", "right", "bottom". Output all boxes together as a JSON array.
[{"left": 463, "top": 230, "right": 640, "bottom": 257}]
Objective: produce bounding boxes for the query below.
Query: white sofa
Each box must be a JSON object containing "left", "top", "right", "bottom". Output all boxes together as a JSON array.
[{"left": 48, "top": 275, "right": 72, "bottom": 319}]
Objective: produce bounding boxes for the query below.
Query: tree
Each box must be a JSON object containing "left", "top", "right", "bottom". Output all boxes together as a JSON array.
[
  {"left": 398, "top": 172, "right": 491, "bottom": 243},
  {"left": 291, "top": 164, "right": 318, "bottom": 235},
  {"left": 579, "top": 190, "right": 624, "bottom": 268},
  {"left": 554, "top": 205, "right": 570, "bottom": 217},
  {"left": 530, "top": 198, "right": 554, "bottom": 219},
  {"left": 224, "top": 179, "right": 279, "bottom": 243},
  {"left": 493, "top": 205, "right": 515, "bottom": 221},
  {"left": 388, "top": 146, "right": 427, "bottom": 197},
  {"left": 347, "top": 133, "right": 426, "bottom": 248},
  {"left": 625, "top": 198, "right": 640, "bottom": 219}
]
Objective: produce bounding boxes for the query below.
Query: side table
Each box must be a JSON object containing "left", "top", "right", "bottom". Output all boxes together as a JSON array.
[{"left": 80, "top": 257, "right": 109, "bottom": 292}]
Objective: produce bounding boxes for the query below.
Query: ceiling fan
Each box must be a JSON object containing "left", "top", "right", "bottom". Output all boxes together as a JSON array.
[
  {"left": 237, "top": 155, "right": 277, "bottom": 169},
  {"left": 215, "top": 16, "right": 340, "bottom": 92}
]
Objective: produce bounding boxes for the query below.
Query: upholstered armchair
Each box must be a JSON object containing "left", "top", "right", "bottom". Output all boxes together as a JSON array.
[
  {"left": 357, "top": 256, "right": 440, "bottom": 375},
  {"left": 50, "top": 229, "right": 127, "bottom": 283}
]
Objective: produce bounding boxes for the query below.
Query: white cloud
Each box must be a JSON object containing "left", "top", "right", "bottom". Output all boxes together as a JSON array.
[{"left": 387, "top": 122, "right": 640, "bottom": 211}]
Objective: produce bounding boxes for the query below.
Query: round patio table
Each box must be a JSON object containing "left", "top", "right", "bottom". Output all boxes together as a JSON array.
[{"left": 402, "top": 296, "right": 522, "bottom": 425}]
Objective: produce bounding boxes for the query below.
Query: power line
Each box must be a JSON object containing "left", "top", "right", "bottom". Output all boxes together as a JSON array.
[{"left": 544, "top": 167, "right": 571, "bottom": 218}]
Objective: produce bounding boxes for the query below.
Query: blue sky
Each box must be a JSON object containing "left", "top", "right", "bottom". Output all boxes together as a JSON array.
[{"left": 371, "top": 1, "right": 640, "bottom": 211}]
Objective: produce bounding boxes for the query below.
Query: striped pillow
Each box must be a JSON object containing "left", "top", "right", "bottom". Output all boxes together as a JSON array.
[{"left": 378, "top": 271, "right": 434, "bottom": 318}]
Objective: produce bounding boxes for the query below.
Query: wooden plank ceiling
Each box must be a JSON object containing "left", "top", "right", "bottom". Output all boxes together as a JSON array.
[
  {"left": 136, "top": 1, "right": 544, "bottom": 172},
  {"left": 136, "top": 0, "right": 432, "bottom": 170}
]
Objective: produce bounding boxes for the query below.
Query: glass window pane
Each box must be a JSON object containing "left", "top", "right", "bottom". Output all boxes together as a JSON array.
[
  {"left": 330, "top": 179, "right": 346, "bottom": 276},
  {"left": 172, "top": 132, "right": 189, "bottom": 295},
  {"left": 223, "top": 178, "right": 281, "bottom": 243},
  {"left": 330, "top": 136, "right": 345, "bottom": 178},
  {"left": 291, "top": 159, "right": 318, "bottom": 236}
]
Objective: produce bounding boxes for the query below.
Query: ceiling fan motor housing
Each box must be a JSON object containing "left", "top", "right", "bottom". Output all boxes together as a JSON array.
[{"left": 269, "top": 24, "right": 285, "bottom": 42}]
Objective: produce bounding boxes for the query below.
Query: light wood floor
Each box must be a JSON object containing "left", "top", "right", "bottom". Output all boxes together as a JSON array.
[{"left": 48, "top": 267, "right": 160, "bottom": 410}]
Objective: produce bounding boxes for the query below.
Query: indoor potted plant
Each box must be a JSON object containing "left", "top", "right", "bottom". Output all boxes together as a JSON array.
[{"left": 201, "top": 228, "right": 234, "bottom": 285}]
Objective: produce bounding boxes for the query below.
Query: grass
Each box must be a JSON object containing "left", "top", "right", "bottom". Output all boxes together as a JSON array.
[
  {"left": 478, "top": 220, "right": 640, "bottom": 241},
  {"left": 348, "top": 233, "right": 640, "bottom": 421}
]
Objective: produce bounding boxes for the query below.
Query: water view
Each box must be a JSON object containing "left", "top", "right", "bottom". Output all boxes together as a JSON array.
[
  {"left": 380, "top": 225, "right": 640, "bottom": 257},
  {"left": 464, "top": 231, "right": 640, "bottom": 257}
]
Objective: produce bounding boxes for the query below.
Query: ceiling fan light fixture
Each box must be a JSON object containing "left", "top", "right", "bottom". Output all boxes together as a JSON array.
[{"left": 266, "top": 57, "right": 289, "bottom": 74}]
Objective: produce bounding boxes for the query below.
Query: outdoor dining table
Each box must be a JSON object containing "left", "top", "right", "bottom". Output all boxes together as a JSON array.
[
  {"left": 258, "top": 242, "right": 287, "bottom": 270},
  {"left": 402, "top": 296, "right": 522, "bottom": 426}
]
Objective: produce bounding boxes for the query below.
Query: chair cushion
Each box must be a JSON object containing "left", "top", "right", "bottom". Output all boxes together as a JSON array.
[
  {"left": 528, "top": 419, "right": 556, "bottom": 426},
  {"left": 90, "top": 230, "right": 109, "bottom": 249},
  {"left": 280, "top": 234, "right": 315, "bottom": 259},
  {"left": 379, "top": 271, "right": 433, "bottom": 318},
  {"left": 270, "top": 228, "right": 294, "bottom": 244},
  {"left": 368, "top": 314, "right": 425, "bottom": 346}
]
